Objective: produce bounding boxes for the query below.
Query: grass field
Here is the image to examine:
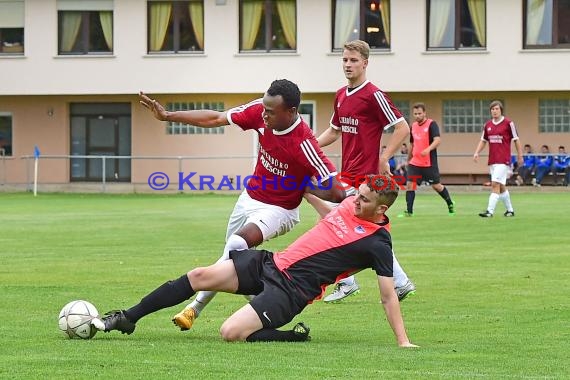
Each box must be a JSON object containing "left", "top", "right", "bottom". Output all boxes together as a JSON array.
[{"left": 1, "top": 190, "right": 568, "bottom": 379}]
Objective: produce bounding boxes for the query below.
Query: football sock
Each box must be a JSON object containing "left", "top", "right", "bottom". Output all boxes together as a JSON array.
[
  {"left": 437, "top": 187, "right": 453, "bottom": 206},
  {"left": 406, "top": 191, "right": 416, "bottom": 213},
  {"left": 125, "top": 274, "right": 194, "bottom": 323},
  {"left": 392, "top": 252, "right": 408, "bottom": 288},
  {"left": 246, "top": 328, "right": 308, "bottom": 342},
  {"left": 500, "top": 190, "right": 514, "bottom": 212},
  {"left": 487, "top": 192, "right": 500, "bottom": 214},
  {"left": 338, "top": 275, "right": 355, "bottom": 286},
  {"left": 190, "top": 234, "right": 249, "bottom": 316}
]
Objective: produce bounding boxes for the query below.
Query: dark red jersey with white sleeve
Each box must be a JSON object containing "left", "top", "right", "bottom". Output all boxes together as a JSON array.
[
  {"left": 330, "top": 80, "right": 404, "bottom": 179},
  {"left": 481, "top": 116, "right": 520, "bottom": 165},
  {"left": 227, "top": 100, "right": 337, "bottom": 210}
]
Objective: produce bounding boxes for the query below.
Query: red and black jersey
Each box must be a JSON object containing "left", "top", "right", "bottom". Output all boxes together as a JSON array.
[
  {"left": 227, "top": 100, "right": 337, "bottom": 210},
  {"left": 273, "top": 197, "right": 394, "bottom": 302},
  {"left": 409, "top": 119, "right": 440, "bottom": 168}
]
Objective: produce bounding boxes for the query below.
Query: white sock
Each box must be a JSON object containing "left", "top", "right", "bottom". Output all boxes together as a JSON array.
[
  {"left": 487, "top": 193, "right": 500, "bottom": 214},
  {"left": 393, "top": 252, "right": 408, "bottom": 288},
  {"left": 500, "top": 190, "right": 514, "bottom": 212},
  {"left": 190, "top": 234, "right": 248, "bottom": 316},
  {"left": 339, "top": 275, "right": 355, "bottom": 286}
]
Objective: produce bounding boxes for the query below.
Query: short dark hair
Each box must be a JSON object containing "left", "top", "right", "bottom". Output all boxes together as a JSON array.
[
  {"left": 559, "top": 145, "right": 565, "bottom": 150},
  {"left": 364, "top": 174, "right": 399, "bottom": 207},
  {"left": 412, "top": 102, "right": 426, "bottom": 111},
  {"left": 266, "top": 79, "right": 301, "bottom": 109}
]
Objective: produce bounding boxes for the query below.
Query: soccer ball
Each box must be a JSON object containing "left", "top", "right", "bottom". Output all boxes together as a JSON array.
[{"left": 58, "top": 300, "right": 100, "bottom": 339}]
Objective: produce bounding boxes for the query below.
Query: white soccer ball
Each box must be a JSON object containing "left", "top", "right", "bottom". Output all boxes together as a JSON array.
[{"left": 58, "top": 300, "right": 100, "bottom": 339}]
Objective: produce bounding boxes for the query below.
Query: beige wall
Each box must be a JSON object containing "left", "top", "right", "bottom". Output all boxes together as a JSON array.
[
  {"left": 1, "top": 0, "right": 569, "bottom": 96},
  {"left": 2, "top": 91, "right": 569, "bottom": 186}
]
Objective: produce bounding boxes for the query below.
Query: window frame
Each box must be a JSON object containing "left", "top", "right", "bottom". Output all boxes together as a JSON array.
[
  {"left": 57, "top": 10, "right": 114, "bottom": 55},
  {"left": 331, "top": 0, "right": 391, "bottom": 52},
  {"left": 239, "top": 0, "right": 297, "bottom": 53},
  {"left": 538, "top": 99, "right": 570, "bottom": 133},
  {"left": 442, "top": 99, "right": 497, "bottom": 134},
  {"left": 426, "top": 0, "right": 487, "bottom": 51},
  {"left": 0, "top": 0, "right": 25, "bottom": 55},
  {"left": 0, "top": 112, "right": 13, "bottom": 157},
  {"left": 146, "top": 0, "right": 205, "bottom": 54},
  {"left": 523, "top": 0, "right": 570, "bottom": 49}
]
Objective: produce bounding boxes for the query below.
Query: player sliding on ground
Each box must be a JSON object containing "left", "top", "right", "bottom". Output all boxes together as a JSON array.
[{"left": 93, "top": 175, "right": 418, "bottom": 347}]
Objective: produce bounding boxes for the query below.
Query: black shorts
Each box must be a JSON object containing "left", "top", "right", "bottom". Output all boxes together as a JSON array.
[
  {"left": 230, "top": 249, "right": 307, "bottom": 329},
  {"left": 407, "top": 163, "right": 441, "bottom": 184}
]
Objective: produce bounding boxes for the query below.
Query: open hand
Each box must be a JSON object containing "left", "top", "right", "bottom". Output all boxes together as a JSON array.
[{"left": 139, "top": 91, "right": 168, "bottom": 121}]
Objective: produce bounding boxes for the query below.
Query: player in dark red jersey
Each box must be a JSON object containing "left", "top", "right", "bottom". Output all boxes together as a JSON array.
[
  {"left": 399, "top": 102, "right": 455, "bottom": 217},
  {"left": 139, "top": 79, "right": 344, "bottom": 330},
  {"left": 306, "top": 40, "right": 414, "bottom": 303},
  {"left": 97, "top": 175, "right": 418, "bottom": 348},
  {"left": 473, "top": 100, "right": 523, "bottom": 217}
]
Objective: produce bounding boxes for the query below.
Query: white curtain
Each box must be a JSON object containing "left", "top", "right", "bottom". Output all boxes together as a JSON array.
[
  {"left": 149, "top": 3, "right": 172, "bottom": 51},
  {"left": 99, "top": 11, "right": 113, "bottom": 51},
  {"left": 241, "top": 0, "right": 264, "bottom": 50},
  {"left": 467, "top": 0, "right": 485, "bottom": 46},
  {"left": 333, "top": 0, "right": 359, "bottom": 49},
  {"left": 60, "top": 12, "right": 82, "bottom": 52},
  {"left": 526, "top": 0, "right": 553, "bottom": 45},
  {"left": 428, "top": 0, "right": 454, "bottom": 48},
  {"left": 276, "top": 0, "right": 296, "bottom": 49},
  {"left": 189, "top": 1, "right": 204, "bottom": 50}
]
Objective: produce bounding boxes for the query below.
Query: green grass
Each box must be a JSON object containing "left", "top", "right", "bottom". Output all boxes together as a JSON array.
[{"left": 0, "top": 191, "right": 569, "bottom": 379}]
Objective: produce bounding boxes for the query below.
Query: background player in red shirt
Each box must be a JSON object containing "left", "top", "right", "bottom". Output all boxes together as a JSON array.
[
  {"left": 96, "top": 175, "right": 418, "bottom": 348},
  {"left": 473, "top": 100, "right": 523, "bottom": 217},
  {"left": 399, "top": 103, "right": 455, "bottom": 217},
  {"left": 306, "top": 40, "right": 415, "bottom": 303},
  {"left": 139, "top": 79, "right": 344, "bottom": 330}
]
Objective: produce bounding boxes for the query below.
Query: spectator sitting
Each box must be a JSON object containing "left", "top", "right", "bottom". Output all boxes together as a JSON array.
[
  {"left": 532, "top": 145, "right": 553, "bottom": 187},
  {"left": 393, "top": 143, "right": 408, "bottom": 179},
  {"left": 515, "top": 144, "right": 535, "bottom": 186},
  {"left": 553, "top": 145, "right": 570, "bottom": 186},
  {"left": 382, "top": 145, "right": 397, "bottom": 173}
]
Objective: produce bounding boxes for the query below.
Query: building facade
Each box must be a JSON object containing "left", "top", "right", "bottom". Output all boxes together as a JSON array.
[{"left": 0, "top": 0, "right": 569, "bottom": 188}]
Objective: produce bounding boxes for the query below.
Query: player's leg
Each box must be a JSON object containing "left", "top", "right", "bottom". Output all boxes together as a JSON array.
[
  {"left": 431, "top": 165, "right": 455, "bottom": 215},
  {"left": 479, "top": 164, "right": 506, "bottom": 217},
  {"left": 98, "top": 260, "right": 238, "bottom": 335},
  {"left": 174, "top": 196, "right": 299, "bottom": 329},
  {"left": 498, "top": 183, "right": 515, "bottom": 216},
  {"left": 399, "top": 165, "right": 420, "bottom": 217},
  {"left": 392, "top": 251, "right": 416, "bottom": 301}
]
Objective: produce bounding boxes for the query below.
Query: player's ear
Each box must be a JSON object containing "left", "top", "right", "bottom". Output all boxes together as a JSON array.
[{"left": 376, "top": 204, "right": 388, "bottom": 215}]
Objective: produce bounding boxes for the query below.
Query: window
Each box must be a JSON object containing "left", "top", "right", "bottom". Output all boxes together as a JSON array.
[
  {"left": 524, "top": 0, "right": 570, "bottom": 49},
  {"left": 539, "top": 99, "right": 570, "bottom": 132},
  {"left": 332, "top": 0, "right": 390, "bottom": 50},
  {"left": 0, "top": 0, "right": 24, "bottom": 54},
  {"left": 0, "top": 113, "right": 13, "bottom": 156},
  {"left": 383, "top": 100, "right": 410, "bottom": 134},
  {"left": 147, "top": 1, "right": 204, "bottom": 53},
  {"left": 166, "top": 102, "right": 225, "bottom": 135},
  {"left": 57, "top": 0, "right": 113, "bottom": 55},
  {"left": 427, "top": 0, "right": 486, "bottom": 50},
  {"left": 443, "top": 99, "right": 496, "bottom": 133},
  {"left": 299, "top": 101, "right": 316, "bottom": 132},
  {"left": 239, "top": 0, "right": 296, "bottom": 52}
]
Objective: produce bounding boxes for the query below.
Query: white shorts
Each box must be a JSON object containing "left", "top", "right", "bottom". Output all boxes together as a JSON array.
[
  {"left": 225, "top": 190, "right": 300, "bottom": 242},
  {"left": 489, "top": 164, "right": 509, "bottom": 185}
]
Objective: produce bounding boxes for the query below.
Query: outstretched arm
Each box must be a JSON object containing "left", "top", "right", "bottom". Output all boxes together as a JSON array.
[
  {"left": 139, "top": 91, "right": 228, "bottom": 128},
  {"left": 378, "top": 275, "right": 418, "bottom": 348}
]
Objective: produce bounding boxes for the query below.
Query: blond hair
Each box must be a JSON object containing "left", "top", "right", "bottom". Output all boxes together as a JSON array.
[{"left": 343, "top": 40, "right": 370, "bottom": 60}]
